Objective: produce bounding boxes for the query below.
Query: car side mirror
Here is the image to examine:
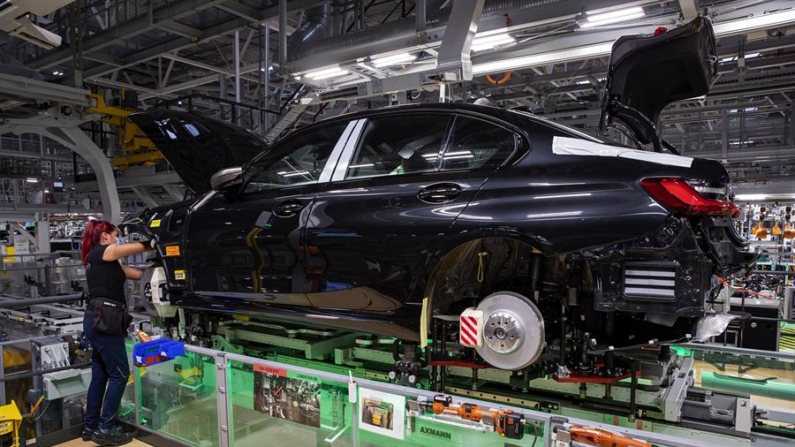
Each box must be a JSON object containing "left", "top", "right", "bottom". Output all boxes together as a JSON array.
[{"left": 210, "top": 166, "right": 243, "bottom": 191}]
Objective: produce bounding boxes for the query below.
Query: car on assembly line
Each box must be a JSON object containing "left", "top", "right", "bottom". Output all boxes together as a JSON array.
[{"left": 122, "top": 18, "right": 754, "bottom": 371}]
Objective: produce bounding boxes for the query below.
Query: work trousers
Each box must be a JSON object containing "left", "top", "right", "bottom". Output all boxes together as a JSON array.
[{"left": 83, "top": 313, "right": 131, "bottom": 431}]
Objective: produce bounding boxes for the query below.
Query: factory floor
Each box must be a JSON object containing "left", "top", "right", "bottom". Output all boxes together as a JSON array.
[{"left": 54, "top": 439, "right": 153, "bottom": 447}]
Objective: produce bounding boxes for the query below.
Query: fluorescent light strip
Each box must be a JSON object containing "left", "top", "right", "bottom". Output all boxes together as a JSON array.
[
  {"left": 443, "top": 154, "right": 474, "bottom": 160},
  {"left": 372, "top": 53, "right": 416, "bottom": 67},
  {"left": 581, "top": 10, "right": 645, "bottom": 27},
  {"left": 348, "top": 163, "right": 374, "bottom": 168},
  {"left": 734, "top": 194, "right": 767, "bottom": 201},
  {"left": 713, "top": 9, "right": 795, "bottom": 36},
  {"left": 586, "top": 6, "right": 644, "bottom": 23},
  {"left": 308, "top": 69, "right": 348, "bottom": 80},
  {"left": 305, "top": 66, "right": 348, "bottom": 80},
  {"left": 472, "top": 42, "right": 614, "bottom": 74},
  {"left": 472, "top": 34, "right": 515, "bottom": 46}
]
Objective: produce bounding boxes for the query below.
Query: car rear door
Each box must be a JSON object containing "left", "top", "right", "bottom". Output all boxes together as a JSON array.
[
  {"left": 303, "top": 112, "right": 521, "bottom": 311},
  {"left": 181, "top": 120, "right": 356, "bottom": 308}
]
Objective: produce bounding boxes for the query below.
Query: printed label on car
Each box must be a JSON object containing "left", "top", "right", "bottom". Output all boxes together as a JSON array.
[
  {"left": 165, "top": 246, "right": 181, "bottom": 256},
  {"left": 174, "top": 270, "right": 186, "bottom": 280},
  {"left": 150, "top": 219, "right": 162, "bottom": 228}
]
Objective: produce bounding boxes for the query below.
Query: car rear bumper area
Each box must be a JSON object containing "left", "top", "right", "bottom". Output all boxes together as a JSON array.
[{"left": 593, "top": 217, "right": 739, "bottom": 318}]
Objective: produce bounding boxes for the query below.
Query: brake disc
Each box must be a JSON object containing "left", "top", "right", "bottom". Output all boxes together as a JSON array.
[{"left": 475, "top": 291, "right": 545, "bottom": 370}]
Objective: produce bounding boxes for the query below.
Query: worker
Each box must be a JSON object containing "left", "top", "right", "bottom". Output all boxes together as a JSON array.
[{"left": 81, "top": 219, "right": 153, "bottom": 446}]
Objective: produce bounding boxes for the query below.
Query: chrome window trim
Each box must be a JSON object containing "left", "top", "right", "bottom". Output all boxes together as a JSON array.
[
  {"left": 330, "top": 119, "right": 367, "bottom": 182},
  {"left": 318, "top": 119, "right": 361, "bottom": 183}
]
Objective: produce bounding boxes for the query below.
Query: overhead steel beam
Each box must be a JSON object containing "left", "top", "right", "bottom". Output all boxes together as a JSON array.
[
  {"left": 679, "top": 0, "right": 698, "bottom": 21},
  {"left": 154, "top": 21, "right": 203, "bottom": 39},
  {"left": 215, "top": 1, "right": 259, "bottom": 23},
  {"left": 80, "top": 0, "right": 321, "bottom": 82},
  {"left": 162, "top": 184, "right": 185, "bottom": 202},
  {"left": 0, "top": 73, "right": 90, "bottom": 107},
  {"left": 132, "top": 187, "right": 159, "bottom": 209},
  {"left": 435, "top": 0, "right": 484, "bottom": 77},
  {"left": 30, "top": 0, "right": 230, "bottom": 70}
]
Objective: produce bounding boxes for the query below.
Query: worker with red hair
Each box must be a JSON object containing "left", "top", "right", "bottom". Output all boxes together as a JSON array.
[{"left": 81, "top": 219, "right": 153, "bottom": 446}]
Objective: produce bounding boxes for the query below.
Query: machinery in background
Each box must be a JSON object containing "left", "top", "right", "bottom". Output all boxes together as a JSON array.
[
  {"left": 0, "top": 0, "right": 74, "bottom": 50},
  {"left": 87, "top": 91, "right": 164, "bottom": 169}
]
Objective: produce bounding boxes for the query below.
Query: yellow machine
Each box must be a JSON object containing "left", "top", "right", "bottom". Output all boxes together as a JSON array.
[
  {"left": 88, "top": 91, "right": 164, "bottom": 169},
  {"left": 0, "top": 400, "right": 22, "bottom": 447}
]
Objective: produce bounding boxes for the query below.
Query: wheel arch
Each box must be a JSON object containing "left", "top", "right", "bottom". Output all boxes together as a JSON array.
[{"left": 415, "top": 227, "right": 550, "bottom": 333}]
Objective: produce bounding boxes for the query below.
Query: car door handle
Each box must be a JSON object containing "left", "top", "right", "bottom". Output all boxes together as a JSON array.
[
  {"left": 273, "top": 200, "right": 304, "bottom": 217},
  {"left": 417, "top": 183, "right": 462, "bottom": 203}
]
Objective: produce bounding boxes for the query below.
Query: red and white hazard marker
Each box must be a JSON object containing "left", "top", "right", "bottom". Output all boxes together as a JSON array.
[{"left": 459, "top": 308, "right": 483, "bottom": 347}]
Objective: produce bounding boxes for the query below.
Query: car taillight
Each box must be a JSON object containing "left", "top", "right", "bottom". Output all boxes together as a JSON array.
[{"left": 640, "top": 178, "right": 740, "bottom": 218}]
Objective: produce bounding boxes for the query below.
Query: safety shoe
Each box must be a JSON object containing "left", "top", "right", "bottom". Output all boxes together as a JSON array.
[
  {"left": 81, "top": 429, "right": 94, "bottom": 441},
  {"left": 91, "top": 426, "right": 133, "bottom": 446}
]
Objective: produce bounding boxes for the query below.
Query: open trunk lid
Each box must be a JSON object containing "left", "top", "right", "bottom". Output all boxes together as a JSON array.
[
  {"left": 129, "top": 110, "right": 268, "bottom": 194},
  {"left": 601, "top": 17, "right": 718, "bottom": 146}
]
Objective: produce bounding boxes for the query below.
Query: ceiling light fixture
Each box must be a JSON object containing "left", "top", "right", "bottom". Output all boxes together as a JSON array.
[
  {"left": 734, "top": 194, "right": 767, "bottom": 201},
  {"left": 713, "top": 8, "right": 795, "bottom": 36},
  {"left": 581, "top": 6, "right": 645, "bottom": 28},
  {"left": 304, "top": 67, "right": 348, "bottom": 80},
  {"left": 472, "top": 42, "right": 614, "bottom": 74},
  {"left": 472, "top": 32, "right": 516, "bottom": 52},
  {"left": 371, "top": 53, "right": 417, "bottom": 67}
]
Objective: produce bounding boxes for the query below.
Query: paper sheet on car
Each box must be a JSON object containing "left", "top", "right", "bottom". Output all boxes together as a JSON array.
[{"left": 552, "top": 136, "right": 694, "bottom": 168}]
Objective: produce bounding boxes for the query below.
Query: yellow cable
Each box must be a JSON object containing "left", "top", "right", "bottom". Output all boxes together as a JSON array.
[
  {"left": 28, "top": 396, "right": 44, "bottom": 421},
  {"left": 477, "top": 252, "right": 487, "bottom": 283}
]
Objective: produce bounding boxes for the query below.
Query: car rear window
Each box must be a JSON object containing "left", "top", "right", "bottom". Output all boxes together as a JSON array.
[{"left": 345, "top": 114, "right": 450, "bottom": 180}]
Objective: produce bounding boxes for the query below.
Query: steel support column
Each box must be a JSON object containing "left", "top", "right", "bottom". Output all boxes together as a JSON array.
[
  {"left": 263, "top": 22, "right": 271, "bottom": 134},
  {"left": 434, "top": 0, "right": 484, "bottom": 77},
  {"left": 722, "top": 108, "right": 729, "bottom": 160},
  {"left": 278, "top": 0, "right": 287, "bottom": 69},
  {"left": 35, "top": 219, "right": 51, "bottom": 254},
  {"left": 234, "top": 30, "right": 241, "bottom": 125}
]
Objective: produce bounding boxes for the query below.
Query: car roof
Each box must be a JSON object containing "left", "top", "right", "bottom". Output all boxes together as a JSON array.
[{"left": 292, "top": 102, "right": 601, "bottom": 144}]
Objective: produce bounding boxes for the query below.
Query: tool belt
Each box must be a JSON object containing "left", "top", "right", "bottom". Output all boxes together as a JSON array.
[{"left": 88, "top": 298, "right": 131, "bottom": 335}]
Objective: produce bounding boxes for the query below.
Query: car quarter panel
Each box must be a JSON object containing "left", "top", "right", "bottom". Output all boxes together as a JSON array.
[{"left": 444, "top": 120, "right": 726, "bottom": 255}]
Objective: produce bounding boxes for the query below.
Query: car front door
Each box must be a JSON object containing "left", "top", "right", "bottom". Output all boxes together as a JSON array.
[
  {"left": 181, "top": 120, "right": 355, "bottom": 309},
  {"left": 303, "top": 113, "right": 521, "bottom": 311}
]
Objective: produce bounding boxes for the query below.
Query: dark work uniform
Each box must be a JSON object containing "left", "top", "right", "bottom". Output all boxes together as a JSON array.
[{"left": 83, "top": 244, "right": 131, "bottom": 432}]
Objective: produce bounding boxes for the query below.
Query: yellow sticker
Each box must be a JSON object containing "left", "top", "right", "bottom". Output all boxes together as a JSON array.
[
  {"left": 166, "top": 246, "right": 181, "bottom": 257},
  {"left": 174, "top": 270, "right": 186, "bottom": 280},
  {"left": 150, "top": 219, "right": 162, "bottom": 228}
]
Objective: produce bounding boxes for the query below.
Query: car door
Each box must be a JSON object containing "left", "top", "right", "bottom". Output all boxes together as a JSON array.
[
  {"left": 303, "top": 112, "right": 521, "bottom": 311},
  {"left": 182, "top": 120, "right": 355, "bottom": 308}
]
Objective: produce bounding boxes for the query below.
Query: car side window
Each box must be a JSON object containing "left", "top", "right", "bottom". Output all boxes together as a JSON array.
[
  {"left": 345, "top": 114, "right": 450, "bottom": 180},
  {"left": 441, "top": 116, "right": 517, "bottom": 171},
  {"left": 243, "top": 123, "right": 348, "bottom": 193}
]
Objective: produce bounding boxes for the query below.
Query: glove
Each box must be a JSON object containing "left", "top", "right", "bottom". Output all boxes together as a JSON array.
[{"left": 138, "top": 237, "right": 156, "bottom": 250}]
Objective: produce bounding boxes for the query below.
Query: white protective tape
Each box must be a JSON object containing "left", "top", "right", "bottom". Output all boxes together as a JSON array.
[{"left": 552, "top": 136, "right": 694, "bottom": 168}]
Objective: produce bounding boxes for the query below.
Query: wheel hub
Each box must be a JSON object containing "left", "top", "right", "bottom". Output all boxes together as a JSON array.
[
  {"left": 473, "top": 292, "right": 545, "bottom": 370},
  {"left": 483, "top": 312, "right": 523, "bottom": 354}
]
